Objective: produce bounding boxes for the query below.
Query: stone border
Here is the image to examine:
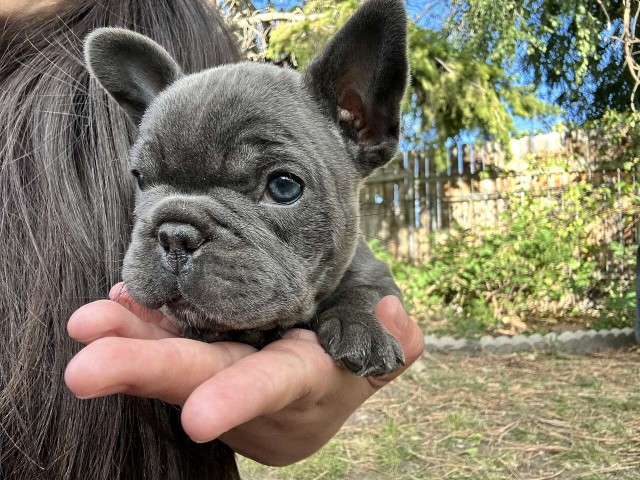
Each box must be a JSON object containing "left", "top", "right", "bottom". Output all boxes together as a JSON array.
[{"left": 424, "top": 328, "right": 637, "bottom": 355}]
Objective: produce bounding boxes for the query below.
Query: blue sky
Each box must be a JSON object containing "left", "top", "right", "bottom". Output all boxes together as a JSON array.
[{"left": 247, "top": 0, "right": 567, "bottom": 136}]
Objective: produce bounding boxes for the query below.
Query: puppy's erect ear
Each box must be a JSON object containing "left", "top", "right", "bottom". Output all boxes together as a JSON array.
[
  {"left": 303, "top": 0, "right": 409, "bottom": 175},
  {"left": 84, "top": 28, "right": 183, "bottom": 123}
]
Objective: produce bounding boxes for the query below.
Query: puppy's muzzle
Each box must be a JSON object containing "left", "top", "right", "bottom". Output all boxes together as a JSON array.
[{"left": 157, "top": 222, "right": 205, "bottom": 274}]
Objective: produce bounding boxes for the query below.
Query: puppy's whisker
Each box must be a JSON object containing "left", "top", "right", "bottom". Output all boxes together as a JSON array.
[
  {"left": 358, "top": 233, "right": 399, "bottom": 246},
  {"left": 334, "top": 223, "right": 402, "bottom": 246},
  {"left": 352, "top": 211, "right": 395, "bottom": 219}
]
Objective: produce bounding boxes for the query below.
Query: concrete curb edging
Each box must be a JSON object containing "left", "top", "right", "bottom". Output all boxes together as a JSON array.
[{"left": 424, "top": 328, "right": 637, "bottom": 355}]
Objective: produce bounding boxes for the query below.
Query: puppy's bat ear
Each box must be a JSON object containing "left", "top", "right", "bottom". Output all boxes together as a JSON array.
[
  {"left": 84, "top": 28, "right": 183, "bottom": 123},
  {"left": 303, "top": 0, "right": 409, "bottom": 175}
]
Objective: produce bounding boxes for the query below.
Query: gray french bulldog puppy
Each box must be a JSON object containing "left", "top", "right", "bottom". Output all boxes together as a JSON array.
[{"left": 84, "top": 0, "right": 409, "bottom": 377}]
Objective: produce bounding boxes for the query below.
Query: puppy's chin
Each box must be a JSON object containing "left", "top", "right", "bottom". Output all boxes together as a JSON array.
[
  {"left": 161, "top": 305, "right": 284, "bottom": 347},
  {"left": 159, "top": 303, "right": 233, "bottom": 343},
  {"left": 160, "top": 298, "right": 287, "bottom": 335}
]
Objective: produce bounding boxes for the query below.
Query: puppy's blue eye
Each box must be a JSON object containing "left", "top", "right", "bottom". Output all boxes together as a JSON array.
[
  {"left": 131, "top": 169, "right": 145, "bottom": 190},
  {"left": 265, "top": 174, "right": 303, "bottom": 204}
]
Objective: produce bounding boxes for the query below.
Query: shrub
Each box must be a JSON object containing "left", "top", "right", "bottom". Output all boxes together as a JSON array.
[{"left": 372, "top": 167, "right": 639, "bottom": 337}]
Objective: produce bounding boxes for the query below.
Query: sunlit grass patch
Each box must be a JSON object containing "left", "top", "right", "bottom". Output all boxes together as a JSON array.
[{"left": 239, "top": 349, "right": 640, "bottom": 479}]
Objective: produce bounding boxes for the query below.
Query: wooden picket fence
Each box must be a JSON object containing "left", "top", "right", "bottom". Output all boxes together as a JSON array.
[{"left": 360, "top": 131, "right": 640, "bottom": 262}]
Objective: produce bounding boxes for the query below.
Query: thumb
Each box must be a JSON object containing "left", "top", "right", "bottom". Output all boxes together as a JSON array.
[{"left": 369, "top": 295, "right": 424, "bottom": 388}]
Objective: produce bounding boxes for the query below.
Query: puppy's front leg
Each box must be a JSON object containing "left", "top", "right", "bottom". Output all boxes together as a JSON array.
[{"left": 314, "top": 239, "right": 405, "bottom": 377}]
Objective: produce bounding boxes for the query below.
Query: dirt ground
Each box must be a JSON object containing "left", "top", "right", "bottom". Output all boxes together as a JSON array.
[{"left": 240, "top": 348, "right": 640, "bottom": 479}]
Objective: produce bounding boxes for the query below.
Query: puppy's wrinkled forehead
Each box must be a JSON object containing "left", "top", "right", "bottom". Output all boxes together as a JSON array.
[{"left": 135, "top": 63, "right": 324, "bottom": 190}]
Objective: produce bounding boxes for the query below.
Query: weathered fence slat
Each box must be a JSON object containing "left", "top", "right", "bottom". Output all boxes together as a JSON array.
[{"left": 360, "top": 133, "right": 640, "bottom": 263}]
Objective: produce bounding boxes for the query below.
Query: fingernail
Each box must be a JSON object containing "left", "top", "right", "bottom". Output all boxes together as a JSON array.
[
  {"left": 75, "top": 384, "right": 126, "bottom": 399},
  {"left": 77, "top": 331, "right": 117, "bottom": 343},
  {"left": 108, "top": 282, "right": 127, "bottom": 300}
]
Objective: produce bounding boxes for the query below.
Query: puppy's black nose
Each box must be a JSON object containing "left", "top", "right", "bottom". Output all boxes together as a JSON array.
[{"left": 157, "top": 223, "right": 205, "bottom": 273}]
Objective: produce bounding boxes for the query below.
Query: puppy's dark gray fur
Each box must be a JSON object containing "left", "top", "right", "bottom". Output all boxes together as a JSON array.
[{"left": 85, "top": 0, "right": 409, "bottom": 377}]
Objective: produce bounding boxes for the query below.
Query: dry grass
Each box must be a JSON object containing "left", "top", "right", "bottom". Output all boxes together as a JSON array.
[{"left": 240, "top": 348, "right": 640, "bottom": 479}]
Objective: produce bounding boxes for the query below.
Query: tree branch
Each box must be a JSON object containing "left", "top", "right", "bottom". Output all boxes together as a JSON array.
[
  {"left": 596, "top": 0, "right": 612, "bottom": 29},
  {"left": 623, "top": 0, "right": 640, "bottom": 111}
]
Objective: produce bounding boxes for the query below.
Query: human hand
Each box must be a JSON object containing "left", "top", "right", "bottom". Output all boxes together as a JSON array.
[{"left": 65, "top": 284, "right": 424, "bottom": 466}]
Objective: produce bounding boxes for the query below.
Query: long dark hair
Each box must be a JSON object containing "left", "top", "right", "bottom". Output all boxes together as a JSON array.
[{"left": 0, "top": 1, "right": 241, "bottom": 478}]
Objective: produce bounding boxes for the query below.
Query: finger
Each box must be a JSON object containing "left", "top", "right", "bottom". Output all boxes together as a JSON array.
[
  {"left": 369, "top": 295, "right": 425, "bottom": 388},
  {"left": 109, "top": 282, "right": 179, "bottom": 334},
  {"left": 280, "top": 327, "right": 319, "bottom": 342},
  {"left": 181, "top": 333, "right": 370, "bottom": 443},
  {"left": 65, "top": 337, "right": 256, "bottom": 405},
  {"left": 68, "top": 300, "right": 177, "bottom": 343}
]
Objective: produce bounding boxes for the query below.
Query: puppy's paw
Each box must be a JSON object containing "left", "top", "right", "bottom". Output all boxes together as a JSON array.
[{"left": 315, "top": 308, "right": 404, "bottom": 377}]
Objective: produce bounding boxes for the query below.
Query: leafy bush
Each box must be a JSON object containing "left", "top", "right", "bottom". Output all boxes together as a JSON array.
[{"left": 372, "top": 164, "right": 639, "bottom": 337}]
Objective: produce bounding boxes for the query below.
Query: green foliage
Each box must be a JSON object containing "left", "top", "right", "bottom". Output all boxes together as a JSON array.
[
  {"left": 404, "top": 24, "right": 555, "bottom": 164},
  {"left": 372, "top": 164, "right": 639, "bottom": 337},
  {"left": 448, "top": 0, "right": 633, "bottom": 121},
  {"left": 266, "top": 0, "right": 360, "bottom": 66},
  {"left": 583, "top": 109, "right": 640, "bottom": 165},
  {"left": 264, "top": 0, "right": 555, "bottom": 164}
]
